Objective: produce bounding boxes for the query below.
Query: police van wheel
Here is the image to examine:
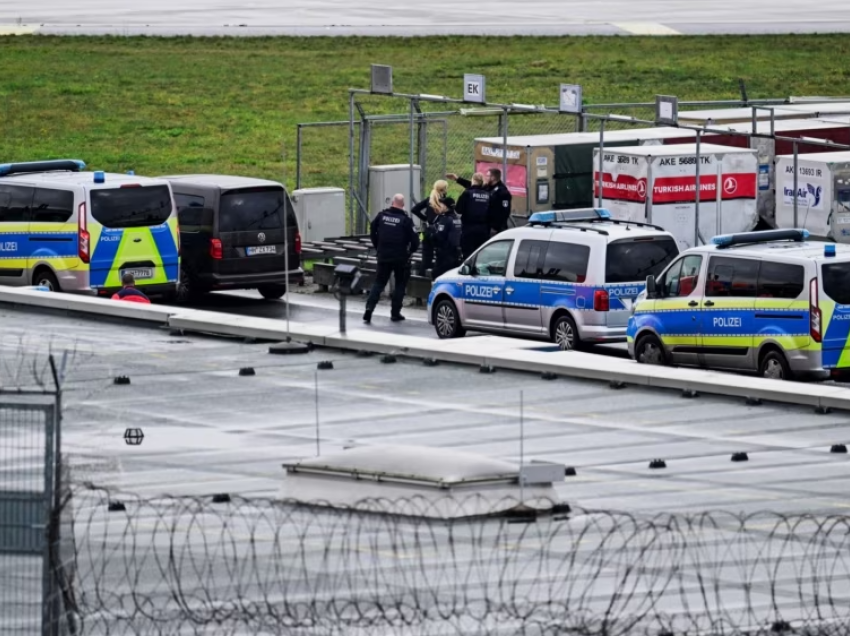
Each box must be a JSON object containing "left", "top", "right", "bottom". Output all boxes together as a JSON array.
[
  {"left": 258, "top": 285, "right": 287, "bottom": 301},
  {"left": 434, "top": 299, "right": 465, "bottom": 339},
  {"left": 33, "top": 269, "right": 59, "bottom": 292},
  {"left": 635, "top": 334, "right": 667, "bottom": 366},
  {"left": 759, "top": 349, "right": 792, "bottom": 381},
  {"left": 553, "top": 314, "right": 580, "bottom": 351}
]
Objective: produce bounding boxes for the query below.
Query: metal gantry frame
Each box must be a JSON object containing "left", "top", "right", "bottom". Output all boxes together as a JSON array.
[{"left": 339, "top": 81, "right": 850, "bottom": 239}]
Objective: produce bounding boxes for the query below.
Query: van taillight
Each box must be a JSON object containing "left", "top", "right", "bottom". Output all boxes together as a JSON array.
[
  {"left": 594, "top": 289, "right": 609, "bottom": 312},
  {"left": 210, "top": 238, "right": 223, "bottom": 260},
  {"left": 77, "top": 202, "right": 90, "bottom": 264},
  {"left": 295, "top": 231, "right": 302, "bottom": 255},
  {"left": 810, "top": 277, "right": 822, "bottom": 343}
]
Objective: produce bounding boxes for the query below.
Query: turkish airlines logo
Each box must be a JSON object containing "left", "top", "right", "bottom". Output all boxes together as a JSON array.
[
  {"left": 636, "top": 180, "right": 647, "bottom": 199},
  {"left": 723, "top": 177, "right": 737, "bottom": 195}
]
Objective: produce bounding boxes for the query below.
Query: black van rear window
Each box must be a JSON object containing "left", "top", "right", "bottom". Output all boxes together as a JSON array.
[
  {"left": 219, "top": 187, "right": 295, "bottom": 233},
  {"left": 90, "top": 185, "right": 172, "bottom": 228},
  {"left": 822, "top": 262, "right": 850, "bottom": 305},
  {"left": 605, "top": 237, "right": 678, "bottom": 284}
]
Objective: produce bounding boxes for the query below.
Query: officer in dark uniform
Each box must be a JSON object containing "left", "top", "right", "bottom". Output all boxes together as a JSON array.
[
  {"left": 430, "top": 197, "right": 461, "bottom": 279},
  {"left": 363, "top": 193, "right": 420, "bottom": 324},
  {"left": 454, "top": 172, "right": 491, "bottom": 259},
  {"left": 448, "top": 167, "right": 513, "bottom": 235}
]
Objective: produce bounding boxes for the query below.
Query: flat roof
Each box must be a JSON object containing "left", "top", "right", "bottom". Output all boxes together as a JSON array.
[
  {"left": 3, "top": 305, "right": 850, "bottom": 516},
  {"left": 721, "top": 118, "right": 850, "bottom": 134},
  {"left": 475, "top": 127, "right": 700, "bottom": 147},
  {"left": 599, "top": 143, "right": 755, "bottom": 157},
  {"left": 678, "top": 106, "right": 804, "bottom": 121},
  {"left": 775, "top": 150, "right": 850, "bottom": 163}
]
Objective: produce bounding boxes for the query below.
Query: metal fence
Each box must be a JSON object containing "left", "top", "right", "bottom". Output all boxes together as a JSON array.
[
  {"left": 0, "top": 395, "right": 61, "bottom": 636},
  {"left": 57, "top": 482, "right": 850, "bottom": 636},
  {"left": 294, "top": 93, "right": 804, "bottom": 233}
]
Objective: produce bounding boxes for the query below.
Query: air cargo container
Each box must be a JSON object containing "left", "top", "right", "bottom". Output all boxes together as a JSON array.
[
  {"left": 714, "top": 119, "right": 850, "bottom": 226},
  {"left": 594, "top": 144, "right": 758, "bottom": 250},
  {"left": 775, "top": 151, "right": 850, "bottom": 242},
  {"left": 677, "top": 106, "right": 805, "bottom": 126},
  {"left": 472, "top": 127, "right": 746, "bottom": 217}
]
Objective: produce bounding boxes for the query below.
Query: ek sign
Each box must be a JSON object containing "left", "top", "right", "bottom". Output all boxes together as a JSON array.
[{"left": 464, "top": 74, "right": 486, "bottom": 104}]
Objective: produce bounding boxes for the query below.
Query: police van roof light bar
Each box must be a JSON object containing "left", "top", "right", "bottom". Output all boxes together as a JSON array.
[
  {"left": 528, "top": 208, "right": 612, "bottom": 226},
  {"left": 712, "top": 229, "right": 810, "bottom": 248},
  {"left": 0, "top": 159, "right": 86, "bottom": 177}
]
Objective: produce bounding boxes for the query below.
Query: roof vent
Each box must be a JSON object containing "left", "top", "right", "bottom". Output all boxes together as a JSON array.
[{"left": 280, "top": 444, "right": 566, "bottom": 519}]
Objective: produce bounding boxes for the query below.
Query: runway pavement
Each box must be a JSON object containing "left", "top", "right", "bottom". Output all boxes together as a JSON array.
[{"left": 2, "top": 0, "right": 849, "bottom": 36}]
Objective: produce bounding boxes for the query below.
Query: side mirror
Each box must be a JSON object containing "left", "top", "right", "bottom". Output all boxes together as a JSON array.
[
  {"left": 645, "top": 275, "right": 657, "bottom": 298},
  {"left": 459, "top": 264, "right": 472, "bottom": 276}
]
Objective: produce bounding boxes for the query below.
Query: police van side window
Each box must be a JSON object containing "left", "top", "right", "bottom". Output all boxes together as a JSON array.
[
  {"left": 0, "top": 185, "right": 34, "bottom": 223},
  {"left": 706, "top": 256, "right": 759, "bottom": 297},
  {"left": 175, "top": 194, "right": 212, "bottom": 231},
  {"left": 472, "top": 240, "right": 513, "bottom": 277},
  {"left": 513, "top": 240, "right": 547, "bottom": 279},
  {"left": 31, "top": 188, "right": 74, "bottom": 224},
  {"left": 661, "top": 255, "right": 702, "bottom": 297},
  {"left": 757, "top": 262, "right": 804, "bottom": 299},
  {"left": 541, "top": 241, "right": 589, "bottom": 283}
]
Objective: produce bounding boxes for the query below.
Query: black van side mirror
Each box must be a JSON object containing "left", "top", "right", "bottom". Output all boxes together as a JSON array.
[{"left": 646, "top": 275, "right": 658, "bottom": 299}]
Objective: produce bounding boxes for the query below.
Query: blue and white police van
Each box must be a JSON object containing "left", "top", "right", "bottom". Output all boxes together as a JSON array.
[
  {"left": 427, "top": 209, "right": 680, "bottom": 349},
  {"left": 628, "top": 228, "right": 850, "bottom": 381}
]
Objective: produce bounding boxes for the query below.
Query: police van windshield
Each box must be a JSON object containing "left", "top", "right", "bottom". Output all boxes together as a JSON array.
[
  {"left": 605, "top": 237, "right": 678, "bottom": 284},
  {"left": 219, "top": 187, "right": 295, "bottom": 233},
  {"left": 90, "top": 185, "right": 173, "bottom": 228},
  {"left": 822, "top": 261, "right": 850, "bottom": 305}
]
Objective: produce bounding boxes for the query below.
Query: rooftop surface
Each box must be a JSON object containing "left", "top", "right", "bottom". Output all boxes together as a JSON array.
[{"left": 2, "top": 304, "right": 850, "bottom": 516}]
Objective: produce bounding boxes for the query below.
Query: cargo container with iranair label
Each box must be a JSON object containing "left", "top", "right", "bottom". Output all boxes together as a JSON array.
[
  {"left": 593, "top": 144, "right": 758, "bottom": 250},
  {"left": 774, "top": 151, "right": 850, "bottom": 242},
  {"left": 711, "top": 118, "right": 850, "bottom": 228},
  {"left": 472, "top": 127, "right": 749, "bottom": 218}
]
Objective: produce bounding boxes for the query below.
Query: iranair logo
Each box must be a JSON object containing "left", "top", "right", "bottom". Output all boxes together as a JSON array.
[
  {"left": 783, "top": 183, "right": 823, "bottom": 209},
  {"left": 807, "top": 183, "right": 823, "bottom": 207}
]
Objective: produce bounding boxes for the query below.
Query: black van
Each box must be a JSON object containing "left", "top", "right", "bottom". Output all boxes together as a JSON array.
[{"left": 161, "top": 175, "right": 303, "bottom": 301}]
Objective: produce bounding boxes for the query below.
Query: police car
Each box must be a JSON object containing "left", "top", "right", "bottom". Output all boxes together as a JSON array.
[
  {"left": 627, "top": 229, "right": 850, "bottom": 381},
  {"left": 427, "top": 209, "right": 680, "bottom": 349},
  {"left": 0, "top": 159, "right": 179, "bottom": 297}
]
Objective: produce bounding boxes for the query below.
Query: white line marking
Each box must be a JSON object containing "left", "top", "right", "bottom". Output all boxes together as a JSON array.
[
  {"left": 613, "top": 22, "right": 681, "bottom": 35},
  {"left": 0, "top": 25, "right": 40, "bottom": 35}
]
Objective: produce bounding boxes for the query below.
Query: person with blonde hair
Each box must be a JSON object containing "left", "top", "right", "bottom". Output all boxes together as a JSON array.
[
  {"left": 455, "top": 172, "right": 491, "bottom": 258},
  {"left": 411, "top": 179, "right": 449, "bottom": 276}
]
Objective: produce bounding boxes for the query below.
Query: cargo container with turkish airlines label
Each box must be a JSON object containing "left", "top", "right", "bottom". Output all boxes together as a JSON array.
[
  {"left": 593, "top": 144, "right": 758, "bottom": 250},
  {"left": 775, "top": 151, "right": 850, "bottom": 242}
]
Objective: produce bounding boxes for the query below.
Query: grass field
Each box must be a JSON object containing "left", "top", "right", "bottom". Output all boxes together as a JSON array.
[{"left": 1, "top": 35, "right": 849, "bottom": 192}]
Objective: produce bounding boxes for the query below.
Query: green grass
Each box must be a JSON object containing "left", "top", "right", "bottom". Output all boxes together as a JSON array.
[{"left": 1, "top": 34, "right": 849, "bottom": 191}]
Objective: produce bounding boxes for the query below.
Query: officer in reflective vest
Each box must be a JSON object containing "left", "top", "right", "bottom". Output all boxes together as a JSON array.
[{"left": 454, "top": 172, "right": 491, "bottom": 259}]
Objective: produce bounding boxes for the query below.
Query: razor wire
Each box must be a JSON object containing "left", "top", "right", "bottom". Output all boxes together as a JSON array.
[{"left": 52, "top": 483, "right": 850, "bottom": 636}]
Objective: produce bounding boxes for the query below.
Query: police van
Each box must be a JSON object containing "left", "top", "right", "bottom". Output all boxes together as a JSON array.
[
  {"left": 427, "top": 209, "right": 680, "bottom": 349},
  {"left": 627, "top": 229, "right": 850, "bottom": 381},
  {"left": 0, "top": 159, "right": 179, "bottom": 297}
]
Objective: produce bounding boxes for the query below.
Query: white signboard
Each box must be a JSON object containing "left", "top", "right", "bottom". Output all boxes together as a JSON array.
[
  {"left": 464, "top": 74, "right": 486, "bottom": 104},
  {"left": 559, "top": 84, "right": 582, "bottom": 114}
]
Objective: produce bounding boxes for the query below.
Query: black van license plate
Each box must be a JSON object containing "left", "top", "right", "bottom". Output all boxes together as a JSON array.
[
  {"left": 247, "top": 246, "right": 276, "bottom": 256},
  {"left": 121, "top": 268, "right": 154, "bottom": 280}
]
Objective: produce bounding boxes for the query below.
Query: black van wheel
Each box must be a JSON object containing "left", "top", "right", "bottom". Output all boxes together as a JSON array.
[
  {"left": 759, "top": 349, "right": 792, "bottom": 381},
  {"left": 635, "top": 333, "right": 667, "bottom": 366},
  {"left": 33, "top": 269, "right": 60, "bottom": 292},
  {"left": 258, "top": 284, "right": 287, "bottom": 301},
  {"left": 552, "top": 314, "right": 580, "bottom": 351},
  {"left": 175, "top": 268, "right": 202, "bottom": 304},
  {"left": 433, "top": 298, "right": 465, "bottom": 339}
]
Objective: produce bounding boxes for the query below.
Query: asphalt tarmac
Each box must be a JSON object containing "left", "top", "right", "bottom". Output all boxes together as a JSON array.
[{"left": 2, "top": 0, "right": 848, "bottom": 35}]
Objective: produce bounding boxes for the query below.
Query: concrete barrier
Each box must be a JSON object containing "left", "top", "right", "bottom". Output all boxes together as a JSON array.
[{"left": 2, "top": 285, "right": 850, "bottom": 411}]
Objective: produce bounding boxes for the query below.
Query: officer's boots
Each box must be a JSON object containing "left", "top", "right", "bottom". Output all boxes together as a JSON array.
[{"left": 363, "top": 309, "right": 372, "bottom": 324}]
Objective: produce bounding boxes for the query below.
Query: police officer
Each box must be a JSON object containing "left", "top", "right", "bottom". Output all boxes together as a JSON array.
[
  {"left": 454, "top": 172, "right": 491, "bottom": 259},
  {"left": 447, "top": 167, "right": 512, "bottom": 234},
  {"left": 410, "top": 179, "right": 448, "bottom": 277},
  {"left": 363, "top": 193, "right": 420, "bottom": 324},
  {"left": 430, "top": 196, "right": 461, "bottom": 279}
]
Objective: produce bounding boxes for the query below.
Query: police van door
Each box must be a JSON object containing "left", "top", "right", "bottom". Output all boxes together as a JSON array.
[
  {"left": 700, "top": 256, "right": 758, "bottom": 370},
  {"left": 0, "top": 183, "right": 33, "bottom": 287},
  {"left": 654, "top": 254, "right": 704, "bottom": 367},
  {"left": 462, "top": 239, "right": 514, "bottom": 330},
  {"left": 504, "top": 238, "right": 548, "bottom": 334}
]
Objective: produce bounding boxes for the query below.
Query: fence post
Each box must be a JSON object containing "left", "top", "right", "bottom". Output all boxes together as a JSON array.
[
  {"left": 597, "top": 119, "right": 605, "bottom": 208},
  {"left": 409, "top": 98, "right": 416, "bottom": 209},
  {"left": 695, "top": 130, "right": 702, "bottom": 247},
  {"left": 348, "top": 91, "right": 356, "bottom": 233},
  {"left": 296, "top": 124, "right": 303, "bottom": 191}
]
